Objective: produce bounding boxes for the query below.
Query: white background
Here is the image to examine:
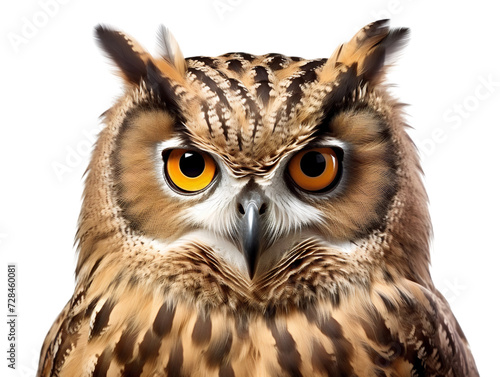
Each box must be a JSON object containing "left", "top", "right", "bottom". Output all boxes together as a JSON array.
[{"left": 1, "top": 0, "right": 499, "bottom": 376}]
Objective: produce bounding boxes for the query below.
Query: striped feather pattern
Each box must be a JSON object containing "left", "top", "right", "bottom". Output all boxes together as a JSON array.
[
  {"left": 38, "top": 240, "right": 478, "bottom": 376},
  {"left": 37, "top": 21, "right": 479, "bottom": 377}
]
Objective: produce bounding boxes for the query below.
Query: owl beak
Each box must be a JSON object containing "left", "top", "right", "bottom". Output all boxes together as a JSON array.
[{"left": 239, "top": 193, "right": 265, "bottom": 279}]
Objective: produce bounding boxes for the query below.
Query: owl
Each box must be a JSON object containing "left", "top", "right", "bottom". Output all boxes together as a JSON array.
[{"left": 37, "top": 20, "right": 479, "bottom": 377}]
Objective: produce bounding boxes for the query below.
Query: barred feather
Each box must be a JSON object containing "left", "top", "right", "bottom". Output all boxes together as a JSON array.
[{"left": 38, "top": 21, "right": 478, "bottom": 377}]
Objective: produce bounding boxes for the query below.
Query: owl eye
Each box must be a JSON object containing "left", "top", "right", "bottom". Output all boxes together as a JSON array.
[
  {"left": 163, "top": 149, "right": 216, "bottom": 193},
  {"left": 288, "top": 147, "right": 340, "bottom": 192}
]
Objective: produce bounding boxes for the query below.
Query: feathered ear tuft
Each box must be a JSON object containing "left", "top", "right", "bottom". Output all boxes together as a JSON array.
[
  {"left": 157, "top": 25, "right": 187, "bottom": 75},
  {"left": 95, "top": 25, "right": 151, "bottom": 85},
  {"left": 323, "top": 19, "right": 409, "bottom": 86},
  {"left": 145, "top": 61, "right": 184, "bottom": 121}
]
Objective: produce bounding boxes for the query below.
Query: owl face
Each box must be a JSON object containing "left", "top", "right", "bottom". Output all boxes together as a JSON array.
[{"left": 95, "top": 21, "right": 411, "bottom": 279}]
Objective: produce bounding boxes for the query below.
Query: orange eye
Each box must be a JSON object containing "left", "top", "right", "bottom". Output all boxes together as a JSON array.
[
  {"left": 288, "top": 147, "right": 340, "bottom": 192},
  {"left": 163, "top": 149, "right": 216, "bottom": 193}
]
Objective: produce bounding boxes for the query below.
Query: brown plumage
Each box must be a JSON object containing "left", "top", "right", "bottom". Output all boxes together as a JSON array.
[{"left": 37, "top": 20, "right": 479, "bottom": 377}]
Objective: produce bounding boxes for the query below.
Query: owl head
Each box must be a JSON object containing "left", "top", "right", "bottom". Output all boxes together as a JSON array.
[{"left": 77, "top": 20, "right": 431, "bottom": 288}]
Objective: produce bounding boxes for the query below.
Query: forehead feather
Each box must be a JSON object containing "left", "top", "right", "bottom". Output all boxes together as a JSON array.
[{"left": 172, "top": 53, "right": 329, "bottom": 176}]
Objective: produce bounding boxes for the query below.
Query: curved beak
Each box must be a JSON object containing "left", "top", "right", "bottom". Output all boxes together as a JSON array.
[{"left": 239, "top": 191, "right": 266, "bottom": 279}]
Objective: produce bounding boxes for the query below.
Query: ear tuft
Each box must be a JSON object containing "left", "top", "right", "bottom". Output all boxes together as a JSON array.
[
  {"left": 157, "top": 25, "right": 187, "bottom": 75},
  {"left": 325, "top": 19, "right": 409, "bottom": 85},
  {"left": 95, "top": 25, "right": 150, "bottom": 85},
  {"left": 146, "top": 61, "right": 184, "bottom": 121}
]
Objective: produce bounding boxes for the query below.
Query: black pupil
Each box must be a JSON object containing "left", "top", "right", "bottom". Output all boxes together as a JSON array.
[
  {"left": 300, "top": 151, "right": 326, "bottom": 177},
  {"left": 179, "top": 152, "right": 205, "bottom": 178}
]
